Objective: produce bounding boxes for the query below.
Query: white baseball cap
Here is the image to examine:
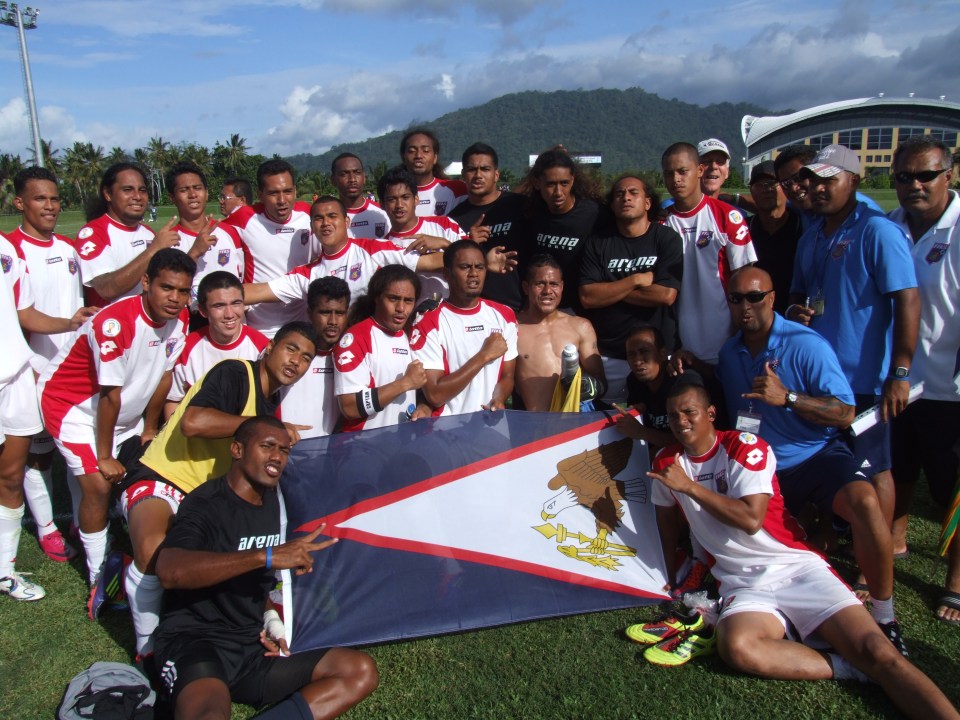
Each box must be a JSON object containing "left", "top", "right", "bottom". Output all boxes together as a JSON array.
[{"left": 697, "top": 138, "right": 730, "bottom": 159}]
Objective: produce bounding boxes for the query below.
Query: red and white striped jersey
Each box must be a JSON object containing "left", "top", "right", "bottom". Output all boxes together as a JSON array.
[
  {"left": 652, "top": 431, "right": 823, "bottom": 590},
  {"left": 0, "top": 234, "right": 34, "bottom": 383},
  {"left": 269, "top": 238, "right": 419, "bottom": 306},
  {"left": 347, "top": 197, "right": 390, "bottom": 239},
  {"left": 75, "top": 214, "right": 155, "bottom": 307},
  {"left": 416, "top": 178, "right": 468, "bottom": 217},
  {"left": 279, "top": 350, "right": 339, "bottom": 439},
  {"left": 664, "top": 196, "right": 756, "bottom": 363},
  {"left": 169, "top": 324, "right": 269, "bottom": 402},
  {"left": 6, "top": 227, "right": 83, "bottom": 372},
  {"left": 174, "top": 223, "right": 245, "bottom": 310},
  {"left": 385, "top": 216, "right": 465, "bottom": 301},
  {"left": 38, "top": 295, "right": 188, "bottom": 438},
  {"left": 224, "top": 202, "right": 319, "bottom": 337},
  {"left": 333, "top": 317, "right": 417, "bottom": 432},
  {"left": 410, "top": 299, "right": 518, "bottom": 417}
]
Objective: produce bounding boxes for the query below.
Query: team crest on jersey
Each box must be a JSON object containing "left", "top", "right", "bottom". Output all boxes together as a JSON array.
[
  {"left": 375, "top": 222, "right": 386, "bottom": 238},
  {"left": 77, "top": 227, "right": 93, "bottom": 240},
  {"left": 0, "top": 254, "right": 11, "bottom": 273},
  {"left": 339, "top": 332, "right": 354, "bottom": 348},
  {"left": 102, "top": 319, "right": 122, "bottom": 337},
  {"left": 299, "top": 230, "right": 310, "bottom": 246},
  {"left": 738, "top": 432, "right": 758, "bottom": 445},
  {"left": 435, "top": 202, "right": 448, "bottom": 215},
  {"left": 715, "top": 470, "right": 728, "bottom": 494},
  {"left": 349, "top": 262, "right": 362, "bottom": 281},
  {"left": 926, "top": 242, "right": 949, "bottom": 264},
  {"left": 728, "top": 209, "right": 744, "bottom": 225},
  {"left": 831, "top": 238, "right": 852, "bottom": 259},
  {"left": 165, "top": 337, "right": 179, "bottom": 357},
  {"left": 217, "top": 249, "right": 231, "bottom": 266},
  {"left": 696, "top": 231, "right": 713, "bottom": 248},
  {"left": 68, "top": 258, "right": 78, "bottom": 275}
]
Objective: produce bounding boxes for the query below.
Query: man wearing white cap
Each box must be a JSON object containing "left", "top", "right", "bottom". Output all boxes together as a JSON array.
[{"left": 697, "top": 138, "right": 732, "bottom": 199}]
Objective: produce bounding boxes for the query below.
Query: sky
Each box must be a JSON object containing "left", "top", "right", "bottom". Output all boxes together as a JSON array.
[{"left": 0, "top": 0, "right": 957, "bottom": 161}]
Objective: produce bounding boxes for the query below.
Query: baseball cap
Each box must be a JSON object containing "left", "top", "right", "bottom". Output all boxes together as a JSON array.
[
  {"left": 697, "top": 138, "right": 730, "bottom": 159},
  {"left": 749, "top": 161, "right": 777, "bottom": 184},
  {"left": 804, "top": 144, "right": 861, "bottom": 178}
]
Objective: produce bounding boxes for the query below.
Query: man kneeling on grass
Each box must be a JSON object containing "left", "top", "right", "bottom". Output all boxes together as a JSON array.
[
  {"left": 642, "top": 382, "right": 957, "bottom": 719},
  {"left": 155, "top": 416, "right": 378, "bottom": 719}
]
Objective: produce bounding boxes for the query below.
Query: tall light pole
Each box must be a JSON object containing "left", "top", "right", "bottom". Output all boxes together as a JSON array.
[{"left": 0, "top": 3, "right": 42, "bottom": 167}]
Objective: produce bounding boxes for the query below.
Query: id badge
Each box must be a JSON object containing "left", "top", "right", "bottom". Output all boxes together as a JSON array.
[
  {"left": 736, "top": 410, "right": 762, "bottom": 434},
  {"left": 811, "top": 290, "right": 825, "bottom": 317}
]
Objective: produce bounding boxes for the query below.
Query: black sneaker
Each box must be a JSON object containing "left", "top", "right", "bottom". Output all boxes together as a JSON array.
[{"left": 878, "top": 619, "right": 908, "bottom": 657}]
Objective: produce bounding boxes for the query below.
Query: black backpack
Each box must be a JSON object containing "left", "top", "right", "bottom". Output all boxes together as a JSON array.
[{"left": 58, "top": 661, "right": 155, "bottom": 720}]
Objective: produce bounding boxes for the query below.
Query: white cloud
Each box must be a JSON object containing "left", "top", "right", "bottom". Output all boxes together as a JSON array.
[{"left": 434, "top": 74, "right": 456, "bottom": 101}]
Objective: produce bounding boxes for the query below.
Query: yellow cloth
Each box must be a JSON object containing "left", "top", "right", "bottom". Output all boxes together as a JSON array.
[
  {"left": 141, "top": 361, "right": 258, "bottom": 493},
  {"left": 549, "top": 367, "right": 582, "bottom": 413}
]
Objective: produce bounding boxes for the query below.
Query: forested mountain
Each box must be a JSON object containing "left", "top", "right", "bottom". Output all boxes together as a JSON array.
[{"left": 286, "top": 88, "right": 771, "bottom": 177}]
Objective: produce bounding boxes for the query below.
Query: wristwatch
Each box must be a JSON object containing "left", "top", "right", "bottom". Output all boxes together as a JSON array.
[
  {"left": 785, "top": 390, "right": 799, "bottom": 408},
  {"left": 889, "top": 366, "right": 910, "bottom": 380}
]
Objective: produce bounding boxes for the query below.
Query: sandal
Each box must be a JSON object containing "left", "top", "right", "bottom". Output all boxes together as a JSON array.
[{"left": 935, "top": 591, "right": 960, "bottom": 626}]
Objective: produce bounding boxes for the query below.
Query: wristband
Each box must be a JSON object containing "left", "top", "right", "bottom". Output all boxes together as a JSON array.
[{"left": 265, "top": 546, "right": 272, "bottom": 569}]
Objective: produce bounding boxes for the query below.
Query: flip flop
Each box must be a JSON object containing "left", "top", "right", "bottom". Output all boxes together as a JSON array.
[{"left": 935, "top": 591, "right": 960, "bottom": 626}]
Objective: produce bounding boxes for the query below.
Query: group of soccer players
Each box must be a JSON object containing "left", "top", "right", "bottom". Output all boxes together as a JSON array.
[{"left": 0, "top": 126, "right": 958, "bottom": 719}]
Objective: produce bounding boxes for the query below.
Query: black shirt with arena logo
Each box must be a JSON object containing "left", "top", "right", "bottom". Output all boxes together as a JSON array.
[
  {"left": 156, "top": 475, "right": 282, "bottom": 640},
  {"left": 579, "top": 223, "right": 683, "bottom": 357},
  {"left": 449, "top": 191, "right": 528, "bottom": 311}
]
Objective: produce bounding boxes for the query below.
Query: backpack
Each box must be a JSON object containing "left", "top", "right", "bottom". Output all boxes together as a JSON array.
[{"left": 58, "top": 661, "right": 156, "bottom": 720}]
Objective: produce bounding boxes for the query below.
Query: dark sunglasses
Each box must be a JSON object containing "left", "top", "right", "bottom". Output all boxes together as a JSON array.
[
  {"left": 727, "top": 290, "right": 773, "bottom": 304},
  {"left": 894, "top": 168, "right": 949, "bottom": 185}
]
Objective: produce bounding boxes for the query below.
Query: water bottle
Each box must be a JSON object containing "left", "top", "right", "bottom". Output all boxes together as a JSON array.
[{"left": 560, "top": 343, "right": 578, "bottom": 386}]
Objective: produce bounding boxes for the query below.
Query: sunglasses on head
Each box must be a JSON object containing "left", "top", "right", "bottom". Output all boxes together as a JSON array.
[
  {"left": 727, "top": 290, "right": 773, "bottom": 304},
  {"left": 894, "top": 168, "right": 949, "bottom": 185}
]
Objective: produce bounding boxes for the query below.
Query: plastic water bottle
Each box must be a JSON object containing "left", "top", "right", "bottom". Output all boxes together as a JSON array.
[{"left": 560, "top": 344, "right": 579, "bottom": 386}]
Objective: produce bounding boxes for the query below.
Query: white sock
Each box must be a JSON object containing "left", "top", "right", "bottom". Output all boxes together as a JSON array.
[
  {"left": 23, "top": 467, "right": 55, "bottom": 537},
  {"left": 828, "top": 653, "right": 871, "bottom": 683},
  {"left": 126, "top": 563, "right": 163, "bottom": 656},
  {"left": 0, "top": 504, "right": 24, "bottom": 578},
  {"left": 66, "top": 469, "right": 82, "bottom": 525},
  {"left": 870, "top": 596, "right": 895, "bottom": 625},
  {"left": 80, "top": 526, "right": 109, "bottom": 584}
]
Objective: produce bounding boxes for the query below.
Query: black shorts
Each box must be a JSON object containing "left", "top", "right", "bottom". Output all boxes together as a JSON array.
[
  {"left": 849, "top": 394, "right": 892, "bottom": 476},
  {"left": 778, "top": 438, "right": 866, "bottom": 515},
  {"left": 155, "top": 630, "right": 329, "bottom": 707},
  {"left": 891, "top": 399, "right": 960, "bottom": 506}
]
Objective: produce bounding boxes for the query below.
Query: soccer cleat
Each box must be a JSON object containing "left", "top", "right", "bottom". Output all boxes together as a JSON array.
[
  {"left": 643, "top": 628, "right": 716, "bottom": 667},
  {"left": 626, "top": 608, "right": 705, "bottom": 645},
  {"left": 38, "top": 529, "right": 79, "bottom": 563},
  {"left": 878, "top": 619, "right": 908, "bottom": 657},
  {"left": 87, "top": 550, "right": 131, "bottom": 620},
  {"left": 671, "top": 559, "right": 711, "bottom": 599},
  {"left": 0, "top": 571, "right": 46, "bottom": 601}
]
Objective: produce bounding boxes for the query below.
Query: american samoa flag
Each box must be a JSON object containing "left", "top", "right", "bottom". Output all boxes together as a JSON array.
[{"left": 280, "top": 409, "right": 669, "bottom": 651}]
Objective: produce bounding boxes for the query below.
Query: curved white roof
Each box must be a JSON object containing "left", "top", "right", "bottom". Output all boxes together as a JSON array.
[{"left": 742, "top": 96, "right": 960, "bottom": 147}]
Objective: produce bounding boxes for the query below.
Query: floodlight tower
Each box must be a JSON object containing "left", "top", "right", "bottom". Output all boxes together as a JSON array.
[{"left": 0, "top": 3, "right": 42, "bottom": 167}]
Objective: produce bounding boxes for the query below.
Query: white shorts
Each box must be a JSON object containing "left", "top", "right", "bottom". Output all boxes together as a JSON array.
[
  {"left": 0, "top": 365, "right": 43, "bottom": 437},
  {"left": 719, "top": 564, "right": 861, "bottom": 640},
  {"left": 120, "top": 479, "right": 184, "bottom": 520},
  {"left": 51, "top": 419, "right": 143, "bottom": 477}
]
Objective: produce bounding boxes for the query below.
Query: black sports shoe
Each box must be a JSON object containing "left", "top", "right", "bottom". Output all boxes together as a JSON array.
[{"left": 878, "top": 619, "right": 908, "bottom": 657}]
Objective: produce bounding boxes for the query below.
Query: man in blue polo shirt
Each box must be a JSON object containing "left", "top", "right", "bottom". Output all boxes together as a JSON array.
[
  {"left": 718, "top": 266, "right": 906, "bottom": 655},
  {"left": 785, "top": 145, "right": 919, "bottom": 584}
]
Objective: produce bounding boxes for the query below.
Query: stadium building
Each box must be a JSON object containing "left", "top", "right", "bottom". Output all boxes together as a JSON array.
[{"left": 741, "top": 96, "right": 960, "bottom": 178}]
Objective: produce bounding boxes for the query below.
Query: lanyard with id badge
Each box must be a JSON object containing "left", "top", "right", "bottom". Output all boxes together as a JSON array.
[
  {"left": 736, "top": 350, "right": 778, "bottom": 434},
  {"left": 808, "top": 223, "right": 851, "bottom": 319}
]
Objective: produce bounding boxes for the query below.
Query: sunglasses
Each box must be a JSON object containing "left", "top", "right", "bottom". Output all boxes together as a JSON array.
[
  {"left": 727, "top": 290, "right": 773, "bottom": 304},
  {"left": 778, "top": 173, "right": 803, "bottom": 189},
  {"left": 894, "top": 168, "right": 949, "bottom": 185}
]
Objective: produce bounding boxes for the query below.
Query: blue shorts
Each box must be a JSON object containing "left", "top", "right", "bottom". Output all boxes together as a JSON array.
[
  {"left": 777, "top": 438, "right": 867, "bottom": 515},
  {"left": 849, "top": 394, "right": 892, "bottom": 476}
]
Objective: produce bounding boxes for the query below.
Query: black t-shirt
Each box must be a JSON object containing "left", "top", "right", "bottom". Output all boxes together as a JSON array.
[
  {"left": 190, "top": 359, "right": 279, "bottom": 417},
  {"left": 749, "top": 209, "right": 802, "bottom": 315},
  {"left": 527, "top": 197, "right": 604, "bottom": 311},
  {"left": 626, "top": 375, "right": 672, "bottom": 433},
  {"left": 578, "top": 224, "right": 683, "bottom": 357},
  {"left": 156, "top": 476, "right": 281, "bottom": 640},
  {"left": 449, "top": 192, "right": 528, "bottom": 311}
]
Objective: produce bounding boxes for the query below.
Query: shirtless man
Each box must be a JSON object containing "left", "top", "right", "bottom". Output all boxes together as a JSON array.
[{"left": 516, "top": 255, "right": 605, "bottom": 411}]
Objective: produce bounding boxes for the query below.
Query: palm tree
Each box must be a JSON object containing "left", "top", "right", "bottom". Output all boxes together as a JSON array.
[
  {"left": 146, "top": 136, "right": 171, "bottom": 201},
  {"left": 61, "top": 142, "right": 105, "bottom": 207},
  {"left": 40, "top": 139, "right": 60, "bottom": 175},
  {"left": 213, "top": 133, "right": 250, "bottom": 177},
  {"left": 108, "top": 146, "right": 129, "bottom": 164}
]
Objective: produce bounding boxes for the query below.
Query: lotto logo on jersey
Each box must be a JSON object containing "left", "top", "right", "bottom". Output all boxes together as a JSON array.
[
  {"left": 0, "top": 254, "right": 11, "bottom": 273},
  {"left": 745, "top": 448, "right": 764, "bottom": 466},
  {"left": 409, "top": 328, "right": 421, "bottom": 346},
  {"left": 217, "top": 249, "right": 231, "bottom": 266},
  {"left": 312, "top": 366, "right": 332, "bottom": 374},
  {"left": 336, "top": 351, "right": 355, "bottom": 367},
  {"left": 99, "top": 340, "right": 118, "bottom": 357},
  {"left": 696, "top": 231, "right": 713, "bottom": 248},
  {"left": 78, "top": 241, "right": 97, "bottom": 257},
  {"left": 464, "top": 325, "right": 485, "bottom": 332},
  {"left": 392, "top": 348, "right": 409, "bottom": 355},
  {"left": 46, "top": 256, "right": 63, "bottom": 265}
]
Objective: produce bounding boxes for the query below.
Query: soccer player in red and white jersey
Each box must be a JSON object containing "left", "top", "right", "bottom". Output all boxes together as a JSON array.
[
  {"left": 75, "top": 163, "right": 183, "bottom": 308},
  {"left": 661, "top": 142, "right": 757, "bottom": 365},
  {"left": 412, "top": 240, "right": 518, "bottom": 416},
  {"left": 279, "top": 277, "right": 350, "bottom": 438},
  {"left": 165, "top": 272, "right": 269, "bottom": 416},
  {"left": 223, "top": 159, "right": 319, "bottom": 337},
  {"left": 9, "top": 167, "right": 99, "bottom": 563},
  {"left": 38, "top": 249, "right": 194, "bottom": 592},
  {"left": 334, "top": 265, "right": 429, "bottom": 432},
  {"left": 243, "top": 196, "right": 440, "bottom": 311},
  {"left": 379, "top": 167, "right": 465, "bottom": 302},
  {"left": 166, "top": 162, "right": 245, "bottom": 318},
  {"left": 332, "top": 153, "right": 390, "bottom": 239},
  {"left": 646, "top": 382, "right": 958, "bottom": 718},
  {"left": 400, "top": 128, "right": 468, "bottom": 216}
]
